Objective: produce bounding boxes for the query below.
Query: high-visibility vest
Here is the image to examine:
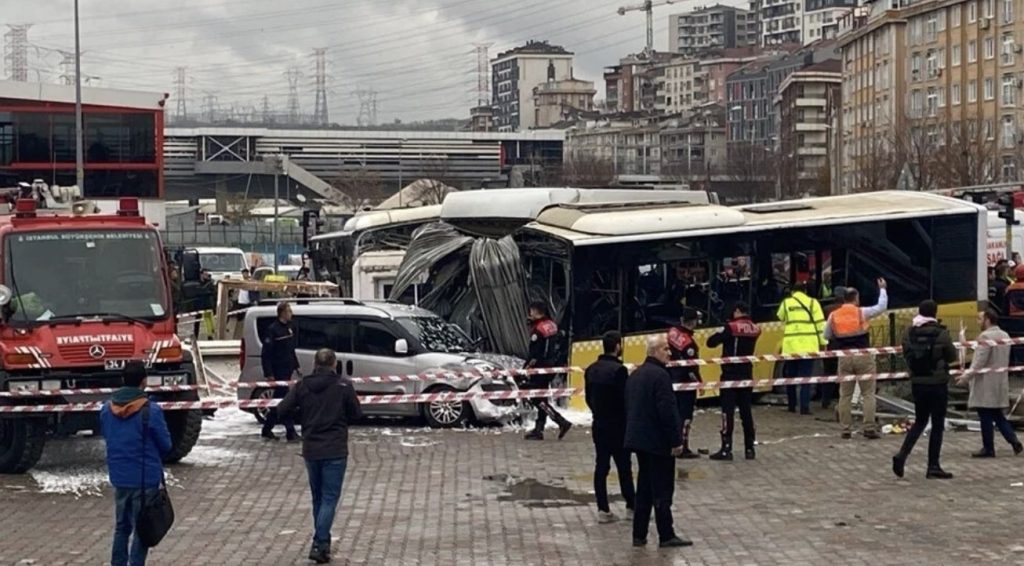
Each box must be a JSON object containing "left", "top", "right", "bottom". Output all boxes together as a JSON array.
[
  {"left": 831, "top": 303, "right": 868, "bottom": 338},
  {"left": 778, "top": 291, "right": 826, "bottom": 354}
]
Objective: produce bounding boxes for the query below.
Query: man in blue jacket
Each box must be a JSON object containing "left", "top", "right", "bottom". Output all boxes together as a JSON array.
[{"left": 101, "top": 360, "right": 172, "bottom": 566}]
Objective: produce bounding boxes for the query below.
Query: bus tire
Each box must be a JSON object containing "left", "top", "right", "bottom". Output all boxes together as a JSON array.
[
  {"left": 163, "top": 410, "right": 203, "bottom": 464},
  {"left": 0, "top": 419, "right": 47, "bottom": 474}
]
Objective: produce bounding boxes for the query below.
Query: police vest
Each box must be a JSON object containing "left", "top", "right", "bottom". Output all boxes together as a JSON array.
[
  {"left": 1007, "top": 283, "right": 1024, "bottom": 316},
  {"left": 830, "top": 303, "right": 870, "bottom": 348},
  {"left": 779, "top": 292, "right": 825, "bottom": 354}
]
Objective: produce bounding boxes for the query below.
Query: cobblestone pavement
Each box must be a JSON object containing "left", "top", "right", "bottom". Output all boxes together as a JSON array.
[{"left": 3, "top": 403, "right": 1024, "bottom": 566}]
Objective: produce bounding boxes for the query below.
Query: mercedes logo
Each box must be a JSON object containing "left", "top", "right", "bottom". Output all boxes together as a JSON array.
[{"left": 88, "top": 344, "right": 106, "bottom": 359}]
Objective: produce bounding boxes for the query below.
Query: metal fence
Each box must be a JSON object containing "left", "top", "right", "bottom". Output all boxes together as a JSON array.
[{"left": 161, "top": 223, "right": 305, "bottom": 255}]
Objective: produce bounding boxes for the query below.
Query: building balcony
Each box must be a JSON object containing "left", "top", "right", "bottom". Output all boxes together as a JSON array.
[
  {"left": 795, "top": 122, "right": 830, "bottom": 132},
  {"left": 797, "top": 146, "right": 828, "bottom": 156},
  {"left": 795, "top": 98, "right": 828, "bottom": 107}
]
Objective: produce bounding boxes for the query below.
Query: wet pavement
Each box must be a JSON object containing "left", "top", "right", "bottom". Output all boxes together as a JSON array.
[{"left": 3, "top": 403, "right": 1024, "bottom": 565}]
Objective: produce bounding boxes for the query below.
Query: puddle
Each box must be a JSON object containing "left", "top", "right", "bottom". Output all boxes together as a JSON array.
[{"left": 485, "top": 473, "right": 616, "bottom": 508}]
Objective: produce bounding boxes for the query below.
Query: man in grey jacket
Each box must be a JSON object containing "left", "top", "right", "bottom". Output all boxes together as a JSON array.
[{"left": 955, "top": 308, "right": 1023, "bottom": 458}]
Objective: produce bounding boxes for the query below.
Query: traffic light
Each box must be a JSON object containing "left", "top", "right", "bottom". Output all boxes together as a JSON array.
[{"left": 998, "top": 193, "right": 1020, "bottom": 225}]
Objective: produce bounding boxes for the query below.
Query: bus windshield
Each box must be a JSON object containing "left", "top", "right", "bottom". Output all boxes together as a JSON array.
[{"left": 5, "top": 230, "right": 169, "bottom": 321}]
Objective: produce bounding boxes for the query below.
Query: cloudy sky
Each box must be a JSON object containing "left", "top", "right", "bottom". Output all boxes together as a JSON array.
[{"left": 5, "top": 0, "right": 741, "bottom": 125}]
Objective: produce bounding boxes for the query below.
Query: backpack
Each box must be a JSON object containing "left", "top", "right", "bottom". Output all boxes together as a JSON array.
[{"left": 905, "top": 327, "right": 940, "bottom": 376}]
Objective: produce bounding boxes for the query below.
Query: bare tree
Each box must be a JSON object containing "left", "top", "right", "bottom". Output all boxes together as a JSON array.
[
  {"left": 221, "top": 192, "right": 258, "bottom": 224},
  {"left": 412, "top": 156, "right": 458, "bottom": 204},
  {"left": 728, "top": 141, "right": 777, "bottom": 202},
  {"left": 553, "top": 153, "right": 616, "bottom": 187},
  {"left": 330, "top": 168, "right": 388, "bottom": 210},
  {"left": 848, "top": 132, "right": 901, "bottom": 194},
  {"left": 932, "top": 124, "right": 999, "bottom": 188}
]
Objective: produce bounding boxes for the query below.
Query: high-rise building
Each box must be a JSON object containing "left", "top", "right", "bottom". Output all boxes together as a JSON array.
[
  {"left": 803, "top": 0, "right": 860, "bottom": 44},
  {"left": 491, "top": 41, "right": 575, "bottom": 132},
  {"left": 668, "top": 5, "right": 760, "bottom": 56},
  {"left": 775, "top": 59, "right": 842, "bottom": 196}
]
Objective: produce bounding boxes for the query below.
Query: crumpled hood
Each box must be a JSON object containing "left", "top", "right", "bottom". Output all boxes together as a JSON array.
[{"left": 109, "top": 387, "right": 147, "bottom": 419}]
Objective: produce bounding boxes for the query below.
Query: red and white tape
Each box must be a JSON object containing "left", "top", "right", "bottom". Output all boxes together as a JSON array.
[
  {"left": 234, "top": 366, "right": 580, "bottom": 388},
  {"left": 670, "top": 365, "right": 1024, "bottom": 391},
  {"left": 0, "top": 399, "right": 236, "bottom": 413},
  {"left": 0, "top": 384, "right": 205, "bottom": 398},
  {"left": 663, "top": 336, "right": 1024, "bottom": 369}
]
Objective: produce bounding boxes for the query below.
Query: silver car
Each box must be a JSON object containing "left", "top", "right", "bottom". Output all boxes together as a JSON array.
[{"left": 238, "top": 299, "right": 520, "bottom": 428}]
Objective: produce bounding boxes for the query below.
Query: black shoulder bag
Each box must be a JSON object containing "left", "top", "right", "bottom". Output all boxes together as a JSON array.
[{"left": 136, "top": 403, "right": 175, "bottom": 548}]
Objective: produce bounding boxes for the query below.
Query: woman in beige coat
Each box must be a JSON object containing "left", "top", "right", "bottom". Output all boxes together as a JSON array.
[{"left": 956, "top": 309, "right": 1023, "bottom": 458}]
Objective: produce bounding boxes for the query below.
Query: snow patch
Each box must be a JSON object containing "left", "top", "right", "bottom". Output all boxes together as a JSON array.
[
  {"left": 184, "top": 444, "right": 250, "bottom": 466},
  {"left": 29, "top": 466, "right": 178, "bottom": 498},
  {"left": 399, "top": 438, "right": 441, "bottom": 448},
  {"left": 199, "top": 407, "right": 258, "bottom": 440}
]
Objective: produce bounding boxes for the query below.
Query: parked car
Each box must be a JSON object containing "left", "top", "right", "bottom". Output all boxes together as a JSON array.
[{"left": 238, "top": 299, "right": 520, "bottom": 428}]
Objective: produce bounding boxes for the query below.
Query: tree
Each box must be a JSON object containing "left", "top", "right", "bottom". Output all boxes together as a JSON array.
[
  {"left": 552, "top": 153, "right": 616, "bottom": 187},
  {"left": 727, "top": 141, "right": 777, "bottom": 202},
  {"left": 221, "top": 192, "right": 258, "bottom": 224},
  {"left": 932, "top": 124, "right": 999, "bottom": 188},
  {"left": 412, "top": 156, "right": 458, "bottom": 204},
  {"left": 329, "top": 168, "right": 388, "bottom": 210}
]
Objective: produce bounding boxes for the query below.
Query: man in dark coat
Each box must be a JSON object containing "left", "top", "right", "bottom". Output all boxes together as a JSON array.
[
  {"left": 624, "top": 334, "right": 693, "bottom": 549},
  {"left": 584, "top": 331, "right": 635, "bottom": 523},
  {"left": 261, "top": 301, "right": 301, "bottom": 441},
  {"left": 278, "top": 348, "right": 363, "bottom": 564}
]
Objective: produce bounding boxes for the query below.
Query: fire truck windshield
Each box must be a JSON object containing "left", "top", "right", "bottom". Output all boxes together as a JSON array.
[{"left": 5, "top": 229, "right": 169, "bottom": 323}]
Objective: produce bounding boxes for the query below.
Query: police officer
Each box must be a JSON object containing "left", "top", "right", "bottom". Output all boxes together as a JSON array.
[
  {"left": 777, "top": 282, "right": 827, "bottom": 414},
  {"left": 261, "top": 301, "right": 300, "bottom": 441},
  {"left": 523, "top": 301, "right": 572, "bottom": 441},
  {"left": 667, "top": 307, "right": 702, "bottom": 459},
  {"left": 706, "top": 302, "right": 761, "bottom": 460}
]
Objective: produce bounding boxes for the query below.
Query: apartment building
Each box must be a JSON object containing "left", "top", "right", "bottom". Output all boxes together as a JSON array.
[
  {"left": 804, "top": 0, "right": 861, "bottom": 43},
  {"left": 837, "top": 0, "right": 1024, "bottom": 192},
  {"left": 669, "top": 5, "right": 760, "bottom": 56},
  {"left": 759, "top": 0, "right": 805, "bottom": 45},
  {"left": 533, "top": 78, "right": 597, "bottom": 128},
  {"left": 660, "top": 104, "right": 730, "bottom": 175},
  {"left": 775, "top": 59, "right": 842, "bottom": 196},
  {"left": 491, "top": 41, "right": 575, "bottom": 132},
  {"left": 604, "top": 51, "right": 678, "bottom": 112},
  {"left": 656, "top": 56, "right": 706, "bottom": 114}
]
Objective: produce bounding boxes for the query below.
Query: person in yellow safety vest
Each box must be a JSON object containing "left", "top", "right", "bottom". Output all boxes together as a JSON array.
[
  {"left": 825, "top": 278, "right": 888, "bottom": 440},
  {"left": 777, "top": 282, "right": 827, "bottom": 415}
]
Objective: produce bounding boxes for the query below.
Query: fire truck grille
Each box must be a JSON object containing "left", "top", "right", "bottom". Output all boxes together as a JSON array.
[{"left": 59, "top": 344, "right": 136, "bottom": 364}]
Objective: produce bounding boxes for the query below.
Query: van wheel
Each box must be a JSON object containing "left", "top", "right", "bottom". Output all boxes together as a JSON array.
[
  {"left": 251, "top": 388, "right": 275, "bottom": 424},
  {"left": 421, "top": 385, "right": 468, "bottom": 429},
  {"left": 0, "top": 419, "right": 47, "bottom": 474},
  {"left": 163, "top": 410, "right": 203, "bottom": 463}
]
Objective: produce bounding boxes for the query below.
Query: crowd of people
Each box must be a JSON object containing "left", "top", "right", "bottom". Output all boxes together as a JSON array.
[{"left": 97, "top": 272, "right": 1024, "bottom": 562}]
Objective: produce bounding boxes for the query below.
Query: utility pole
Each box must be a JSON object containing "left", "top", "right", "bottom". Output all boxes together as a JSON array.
[
  {"left": 174, "top": 66, "right": 188, "bottom": 121},
  {"left": 73, "top": 4, "right": 84, "bottom": 193},
  {"left": 473, "top": 43, "right": 493, "bottom": 107},
  {"left": 3, "top": 24, "right": 32, "bottom": 82},
  {"left": 312, "top": 48, "right": 329, "bottom": 126},
  {"left": 286, "top": 67, "right": 302, "bottom": 124}
]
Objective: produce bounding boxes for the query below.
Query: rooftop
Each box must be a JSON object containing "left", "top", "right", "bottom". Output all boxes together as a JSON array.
[
  {"left": 0, "top": 80, "right": 168, "bottom": 110},
  {"left": 493, "top": 40, "right": 573, "bottom": 60}
]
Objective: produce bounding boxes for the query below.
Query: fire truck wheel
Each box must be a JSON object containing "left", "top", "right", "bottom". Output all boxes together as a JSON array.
[
  {"left": 162, "top": 410, "right": 203, "bottom": 464},
  {"left": 0, "top": 419, "right": 46, "bottom": 474}
]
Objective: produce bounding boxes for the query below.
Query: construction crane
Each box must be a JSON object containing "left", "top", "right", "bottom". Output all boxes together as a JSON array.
[{"left": 617, "top": 0, "right": 679, "bottom": 54}]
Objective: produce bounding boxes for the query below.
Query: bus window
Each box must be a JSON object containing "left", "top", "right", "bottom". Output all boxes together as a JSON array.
[
  {"left": 574, "top": 266, "right": 624, "bottom": 337},
  {"left": 655, "top": 260, "right": 711, "bottom": 326},
  {"left": 712, "top": 256, "right": 752, "bottom": 324}
]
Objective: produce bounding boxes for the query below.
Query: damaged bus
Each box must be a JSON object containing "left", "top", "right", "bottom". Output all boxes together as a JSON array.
[{"left": 514, "top": 191, "right": 986, "bottom": 405}]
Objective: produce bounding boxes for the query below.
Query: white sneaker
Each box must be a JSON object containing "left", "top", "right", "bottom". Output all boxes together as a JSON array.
[{"left": 598, "top": 511, "right": 618, "bottom": 524}]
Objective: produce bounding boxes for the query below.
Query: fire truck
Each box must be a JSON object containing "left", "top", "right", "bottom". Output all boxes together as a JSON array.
[{"left": 0, "top": 197, "right": 202, "bottom": 473}]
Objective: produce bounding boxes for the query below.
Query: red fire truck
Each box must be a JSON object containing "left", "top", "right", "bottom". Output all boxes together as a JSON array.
[{"left": 0, "top": 197, "right": 202, "bottom": 473}]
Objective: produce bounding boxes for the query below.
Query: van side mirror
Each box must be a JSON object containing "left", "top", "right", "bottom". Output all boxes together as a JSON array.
[{"left": 394, "top": 338, "right": 409, "bottom": 355}]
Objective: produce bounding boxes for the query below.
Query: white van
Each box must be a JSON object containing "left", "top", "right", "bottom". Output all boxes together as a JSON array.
[{"left": 195, "top": 247, "right": 249, "bottom": 281}]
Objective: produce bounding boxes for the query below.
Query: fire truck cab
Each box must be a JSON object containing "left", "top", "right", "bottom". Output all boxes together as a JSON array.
[{"left": 0, "top": 197, "right": 202, "bottom": 473}]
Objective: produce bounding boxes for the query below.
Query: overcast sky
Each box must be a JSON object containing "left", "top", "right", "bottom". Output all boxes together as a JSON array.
[{"left": 5, "top": 0, "right": 749, "bottom": 125}]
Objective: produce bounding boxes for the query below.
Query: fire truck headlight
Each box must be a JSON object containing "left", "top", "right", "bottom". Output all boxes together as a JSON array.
[
  {"left": 10, "top": 381, "right": 39, "bottom": 393},
  {"left": 156, "top": 345, "right": 183, "bottom": 360},
  {"left": 162, "top": 374, "right": 188, "bottom": 386}
]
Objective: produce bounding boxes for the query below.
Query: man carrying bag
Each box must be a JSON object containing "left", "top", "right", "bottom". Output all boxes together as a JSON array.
[{"left": 101, "top": 361, "right": 174, "bottom": 566}]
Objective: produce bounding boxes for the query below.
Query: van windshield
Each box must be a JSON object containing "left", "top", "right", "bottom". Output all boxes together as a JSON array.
[
  {"left": 396, "top": 316, "right": 473, "bottom": 353},
  {"left": 200, "top": 252, "right": 245, "bottom": 272}
]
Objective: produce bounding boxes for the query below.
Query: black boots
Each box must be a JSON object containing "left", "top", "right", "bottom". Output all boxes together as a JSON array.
[
  {"left": 926, "top": 466, "right": 954, "bottom": 479},
  {"left": 892, "top": 454, "right": 906, "bottom": 478},
  {"left": 709, "top": 449, "right": 733, "bottom": 461}
]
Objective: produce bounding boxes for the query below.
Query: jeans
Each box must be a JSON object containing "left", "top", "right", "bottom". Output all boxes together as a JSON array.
[
  {"left": 593, "top": 427, "right": 635, "bottom": 513},
  {"left": 112, "top": 487, "right": 158, "bottom": 566},
  {"left": 898, "top": 383, "right": 948, "bottom": 468},
  {"left": 262, "top": 386, "right": 297, "bottom": 438},
  {"left": 305, "top": 457, "right": 348, "bottom": 549},
  {"left": 976, "top": 408, "right": 1021, "bottom": 454},
  {"left": 632, "top": 451, "right": 677, "bottom": 543},
  {"left": 785, "top": 360, "right": 815, "bottom": 412}
]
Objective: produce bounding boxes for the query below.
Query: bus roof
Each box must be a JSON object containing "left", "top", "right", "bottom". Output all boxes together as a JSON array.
[
  {"left": 440, "top": 187, "right": 714, "bottom": 237},
  {"left": 525, "top": 191, "right": 984, "bottom": 246},
  {"left": 310, "top": 205, "right": 442, "bottom": 242}
]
